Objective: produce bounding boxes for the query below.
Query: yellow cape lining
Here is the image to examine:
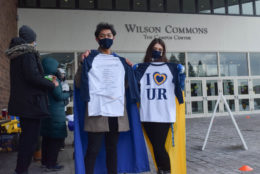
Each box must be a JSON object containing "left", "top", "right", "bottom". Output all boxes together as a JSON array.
[{"left": 143, "top": 92, "right": 187, "bottom": 174}]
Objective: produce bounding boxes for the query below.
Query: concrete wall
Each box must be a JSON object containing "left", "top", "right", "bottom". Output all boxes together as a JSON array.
[
  {"left": 0, "top": 0, "right": 17, "bottom": 111},
  {"left": 18, "top": 8, "right": 260, "bottom": 53}
]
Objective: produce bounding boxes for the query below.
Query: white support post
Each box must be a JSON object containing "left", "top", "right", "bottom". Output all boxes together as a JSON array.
[
  {"left": 221, "top": 94, "right": 248, "bottom": 150},
  {"left": 202, "top": 94, "right": 221, "bottom": 151},
  {"left": 202, "top": 93, "right": 248, "bottom": 151}
]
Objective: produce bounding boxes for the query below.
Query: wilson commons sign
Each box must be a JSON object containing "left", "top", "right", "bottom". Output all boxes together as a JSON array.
[{"left": 124, "top": 24, "right": 208, "bottom": 40}]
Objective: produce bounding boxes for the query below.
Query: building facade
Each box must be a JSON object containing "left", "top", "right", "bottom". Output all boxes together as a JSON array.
[
  {"left": 3, "top": 0, "right": 260, "bottom": 117},
  {"left": 0, "top": 0, "right": 17, "bottom": 111}
]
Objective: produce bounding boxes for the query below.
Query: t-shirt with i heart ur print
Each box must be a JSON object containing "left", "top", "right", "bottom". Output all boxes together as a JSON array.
[{"left": 139, "top": 62, "right": 176, "bottom": 123}]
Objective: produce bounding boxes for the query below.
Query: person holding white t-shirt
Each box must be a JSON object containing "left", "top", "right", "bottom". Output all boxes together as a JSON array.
[{"left": 74, "top": 23, "right": 145, "bottom": 174}]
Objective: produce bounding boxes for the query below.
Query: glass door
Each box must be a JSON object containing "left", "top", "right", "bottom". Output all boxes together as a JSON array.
[
  {"left": 222, "top": 79, "right": 236, "bottom": 112},
  {"left": 190, "top": 80, "right": 204, "bottom": 115},
  {"left": 222, "top": 78, "right": 251, "bottom": 114},
  {"left": 206, "top": 79, "right": 220, "bottom": 114},
  {"left": 186, "top": 77, "right": 253, "bottom": 117},
  {"left": 186, "top": 52, "right": 219, "bottom": 117},
  {"left": 186, "top": 78, "right": 221, "bottom": 117},
  {"left": 252, "top": 79, "right": 260, "bottom": 111},
  {"left": 237, "top": 79, "right": 250, "bottom": 112}
]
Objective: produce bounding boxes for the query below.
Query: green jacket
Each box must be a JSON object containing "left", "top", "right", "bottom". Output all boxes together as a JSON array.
[{"left": 40, "top": 57, "right": 70, "bottom": 138}]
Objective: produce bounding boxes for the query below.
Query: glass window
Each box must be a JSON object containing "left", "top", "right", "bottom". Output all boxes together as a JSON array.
[
  {"left": 253, "top": 79, "right": 260, "bottom": 94},
  {"left": 239, "top": 99, "right": 249, "bottom": 111},
  {"left": 191, "top": 80, "right": 203, "bottom": 96},
  {"left": 213, "top": 0, "right": 225, "bottom": 14},
  {"left": 250, "top": 53, "right": 260, "bottom": 76},
  {"left": 187, "top": 53, "right": 218, "bottom": 77},
  {"left": 199, "top": 0, "right": 211, "bottom": 13},
  {"left": 254, "top": 98, "right": 260, "bottom": 110},
  {"left": 220, "top": 53, "right": 248, "bottom": 76},
  {"left": 150, "top": 0, "right": 164, "bottom": 12},
  {"left": 228, "top": 0, "right": 240, "bottom": 14},
  {"left": 224, "top": 100, "right": 235, "bottom": 111},
  {"left": 40, "top": 0, "right": 56, "bottom": 8},
  {"left": 118, "top": 52, "right": 145, "bottom": 64},
  {"left": 167, "top": 52, "right": 185, "bottom": 65},
  {"left": 223, "top": 79, "right": 234, "bottom": 95},
  {"left": 98, "top": 0, "right": 112, "bottom": 9},
  {"left": 133, "top": 0, "right": 147, "bottom": 11},
  {"left": 166, "top": 0, "right": 180, "bottom": 12},
  {"left": 40, "top": 53, "right": 75, "bottom": 80},
  {"left": 183, "top": 0, "right": 196, "bottom": 13},
  {"left": 192, "top": 101, "right": 203, "bottom": 114},
  {"left": 79, "top": 0, "right": 95, "bottom": 9},
  {"left": 20, "top": 0, "right": 37, "bottom": 7},
  {"left": 256, "top": 0, "right": 260, "bottom": 15},
  {"left": 238, "top": 79, "right": 248, "bottom": 94},
  {"left": 207, "top": 80, "right": 218, "bottom": 96},
  {"left": 115, "top": 0, "right": 130, "bottom": 10},
  {"left": 60, "top": 0, "right": 75, "bottom": 8},
  {"left": 208, "top": 100, "right": 219, "bottom": 113},
  {"left": 241, "top": 0, "right": 253, "bottom": 15}
]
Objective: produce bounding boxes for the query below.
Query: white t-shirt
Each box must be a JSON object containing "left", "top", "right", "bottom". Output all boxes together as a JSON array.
[
  {"left": 140, "top": 63, "right": 176, "bottom": 123},
  {"left": 61, "top": 81, "right": 70, "bottom": 91},
  {"left": 88, "top": 54, "right": 125, "bottom": 117}
]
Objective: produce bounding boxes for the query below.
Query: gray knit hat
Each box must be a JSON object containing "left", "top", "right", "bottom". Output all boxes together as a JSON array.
[{"left": 19, "top": 25, "right": 37, "bottom": 43}]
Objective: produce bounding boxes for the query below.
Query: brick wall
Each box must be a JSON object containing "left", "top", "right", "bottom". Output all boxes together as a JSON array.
[{"left": 0, "top": 0, "right": 17, "bottom": 111}]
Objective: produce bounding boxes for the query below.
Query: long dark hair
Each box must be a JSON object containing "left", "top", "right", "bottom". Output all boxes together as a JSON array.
[{"left": 143, "top": 38, "right": 168, "bottom": 63}]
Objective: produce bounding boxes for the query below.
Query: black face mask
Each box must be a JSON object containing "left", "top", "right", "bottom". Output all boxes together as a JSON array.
[
  {"left": 98, "top": 38, "right": 113, "bottom": 49},
  {"left": 151, "top": 50, "right": 162, "bottom": 59},
  {"left": 55, "top": 70, "right": 62, "bottom": 81}
]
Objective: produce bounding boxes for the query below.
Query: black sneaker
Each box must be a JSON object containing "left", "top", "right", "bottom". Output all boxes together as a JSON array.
[
  {"left": 14, "top": 172, "right": 28, "bottom": 174},
  {"left": 45, "top": 164, "right": 64, "bottom": 172},
  {"left": 157, "top": 170, "right": 171, "bottom": 174}
]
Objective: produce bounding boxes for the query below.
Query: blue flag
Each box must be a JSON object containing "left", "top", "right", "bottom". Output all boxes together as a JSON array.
[{"left": 74, "top": 86, "right": 150, "bottom": 174}]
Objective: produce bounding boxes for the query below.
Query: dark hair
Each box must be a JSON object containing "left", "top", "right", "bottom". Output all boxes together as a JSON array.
[
  {"left": 9, "top": 37, "right": 26, "bottom": 48},
  {"left": 143, "top": 38, "right": 168, "bottom": 63},
  {"left": 94, "top": 23, "right": 117, "bottom": 38}
]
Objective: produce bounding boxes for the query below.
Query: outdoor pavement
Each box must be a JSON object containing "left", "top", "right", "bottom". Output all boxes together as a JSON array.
[{"left": 1, "top": 114, "right": 260, "bottom": 174}]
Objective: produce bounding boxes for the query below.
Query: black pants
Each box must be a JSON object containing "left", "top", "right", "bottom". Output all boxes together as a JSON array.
[
  {"left": 41, "top": 136, "right": 64, "bottom": 167},
  {"left": 35, "top": 136, "right": 41, "bottom": 151},
  {"left": 85, "top": 118, "right": 119, "bottom": 174},
  {"left": 15, "top": 118, "right": 41, "bottom": 174},
  {"left": 142, "top": 122, "right": 171, "bottom": 171}
]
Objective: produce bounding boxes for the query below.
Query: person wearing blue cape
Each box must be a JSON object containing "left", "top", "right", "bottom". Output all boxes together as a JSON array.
[{"left": 73, "top": 23, "right": 150, "bottom": 174}]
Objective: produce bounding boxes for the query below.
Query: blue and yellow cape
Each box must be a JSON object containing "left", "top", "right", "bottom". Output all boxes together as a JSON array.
[
  {"left": 134, "top": 63, "right": 186, "bottom": 174},
  {"left": 144, "top": 93, "right": 186, "bottom": 174},
  {"left": 73, "top": 50, "right": 150, "bottom": 174}
]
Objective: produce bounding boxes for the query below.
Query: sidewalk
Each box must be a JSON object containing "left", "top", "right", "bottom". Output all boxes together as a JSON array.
[
  {"left": 186, "top": 114, "right": 260, "bottom": 174},
  {"left": 1, "top": 114, "right": 260, "bottom": 174},
  {"left": 0, "top": 130, "right": 75, "bottom": 174}
]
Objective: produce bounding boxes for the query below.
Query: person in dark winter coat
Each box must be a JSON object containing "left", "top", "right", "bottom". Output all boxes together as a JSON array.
[
  {"left": 40, "top": 57, "right": 71, "bottom": 172},
  {"left": 5, "top": 25, "right": 58, "bottom": 174}
]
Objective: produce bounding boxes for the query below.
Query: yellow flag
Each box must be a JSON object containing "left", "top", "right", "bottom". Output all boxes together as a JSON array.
[{"left": 144, "top": 92, "right": 186, "bottom": 174}]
